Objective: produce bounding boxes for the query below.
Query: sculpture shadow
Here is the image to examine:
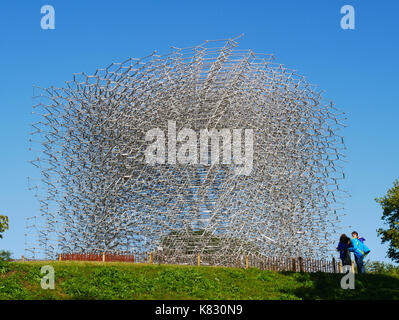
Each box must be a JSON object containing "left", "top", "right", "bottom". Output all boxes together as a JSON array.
[{"left": 280, "top": 271, "right": 399, "bottom": 300}]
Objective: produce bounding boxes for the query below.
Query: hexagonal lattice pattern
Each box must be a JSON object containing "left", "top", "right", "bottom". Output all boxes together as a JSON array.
[{"left": 28, "top": 36, "right": 346, "bottom": 261}]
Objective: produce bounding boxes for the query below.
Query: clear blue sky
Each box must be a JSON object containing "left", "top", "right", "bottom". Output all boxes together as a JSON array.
[{"left": 0, "top": 0, "right": 398, "bottom": 263}]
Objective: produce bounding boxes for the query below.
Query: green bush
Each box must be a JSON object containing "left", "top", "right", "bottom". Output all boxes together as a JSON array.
[
  {"left": 364, "top": 261, "right": 399, "bottom": 275},
  {"left": 0, "top": 250, "right": 12, "bottom": 261}
]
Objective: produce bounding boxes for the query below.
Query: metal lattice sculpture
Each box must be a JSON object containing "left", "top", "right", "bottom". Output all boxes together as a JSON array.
[{"left": 28, "top": 36, "right": 346, "bottom": 261}]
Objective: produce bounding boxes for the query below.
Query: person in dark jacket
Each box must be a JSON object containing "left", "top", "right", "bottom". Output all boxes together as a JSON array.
[{"left": 337, "top": 234, "right": 352, "bottom": 266}]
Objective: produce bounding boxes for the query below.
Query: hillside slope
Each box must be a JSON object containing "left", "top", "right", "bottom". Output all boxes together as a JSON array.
[{"left": 0, "top": 261, "right": 398, "bottom": 300}]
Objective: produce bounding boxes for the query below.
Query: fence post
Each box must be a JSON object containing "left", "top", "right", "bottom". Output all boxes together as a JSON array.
[
  {"left": 21, "top": 255, "right": 24, "bottom": 263},
  {"left": 59, "top": 254, "right": 62, "bottom": 262},
  {"left": 338, "top": 260, "right": 342, "bottom": 273},
  {"left": 197, "top": 253, "right": 200, "bottom": 267},
  {"left": 332, "top": 257, "right": 336, "bottom": 273},
  {"left": 102, "top": 252, "right": 105, "bottom": 262},
  {"left": 298, "top": 257, "right": 303, "bottom": 272},
  {"left": 246, "top": 255, "right": 249, "bottom": 269},
  {"left": 351, "top": 261, "right": 355, "bottom": 273}
]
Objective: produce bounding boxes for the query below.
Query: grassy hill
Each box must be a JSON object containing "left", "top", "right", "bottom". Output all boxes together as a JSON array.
[{"left": 0, "top": 261, "right": 398, "bottom": 300}]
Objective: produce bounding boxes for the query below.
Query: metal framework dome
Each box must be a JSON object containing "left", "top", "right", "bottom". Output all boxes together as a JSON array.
[{"left": 28, "top": 36, "right": 347, "bottom": 261}]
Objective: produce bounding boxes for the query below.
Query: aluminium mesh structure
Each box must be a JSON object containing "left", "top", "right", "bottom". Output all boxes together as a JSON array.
[{"left": 28, "top": 36, "right": 347, "bottom": 261}]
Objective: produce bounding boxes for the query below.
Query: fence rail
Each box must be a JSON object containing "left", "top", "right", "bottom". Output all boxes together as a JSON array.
[{"left": 23, "top": 251, "right": 344, "bottom": 273}]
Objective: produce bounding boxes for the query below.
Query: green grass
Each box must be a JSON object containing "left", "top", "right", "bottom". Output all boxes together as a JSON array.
[{"left": 0, "top": 261, "right": 398, "bottom": 300}]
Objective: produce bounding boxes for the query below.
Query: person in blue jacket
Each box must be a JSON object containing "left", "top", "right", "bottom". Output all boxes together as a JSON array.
[
  {"left": 349, "top": 231, "right": 370, "bottom": 274},
  {"left": 358, "top": 236, "right": 366, "bottom": 244},
  {"left": 337, "top": 234, "right": 352, "bottom": 266}
]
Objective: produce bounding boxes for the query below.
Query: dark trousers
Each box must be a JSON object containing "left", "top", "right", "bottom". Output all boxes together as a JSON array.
[
  {"left": 354, "top": 255, "right": 365, "bottom": 274},
  {"left": 340, "top": 257, "right": 351, "bottom": 266}
]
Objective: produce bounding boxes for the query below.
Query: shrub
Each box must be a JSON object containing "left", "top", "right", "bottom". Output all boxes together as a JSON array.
[
  {"left": 364, "top": 260, "right": 399, "bottom": 275},
  {"left": 0, "top": 250, "right": 12, "bottom": 261}
]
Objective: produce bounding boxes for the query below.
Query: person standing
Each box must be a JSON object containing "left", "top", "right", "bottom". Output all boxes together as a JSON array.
[
  {"left": 358, "top": 236, "right": 366, "bottom": 243},
  {"left": 349, "top": 231, "right": 370, "bottom": 274},
  {"left": 337, "top": 234, "right": 352, "bottom": 267}
]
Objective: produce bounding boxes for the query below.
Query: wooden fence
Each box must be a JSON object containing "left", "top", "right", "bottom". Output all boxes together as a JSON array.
[{"left": 55, "top": 251, "right": 342, "bottom": 273}]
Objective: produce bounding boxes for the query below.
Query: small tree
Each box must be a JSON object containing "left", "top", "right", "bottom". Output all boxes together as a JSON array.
[
  {"left": 0, "top": 250, "right": 12, "bottom": 261},
  {"left": 364, "top": 260, "right": 399, "bottom": 275},
  {"left": 375, "top": 179, "right": 399, "bottom": 263},
  {"left": 0, "top": 215, "right": 9, "bottom": 239}
]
